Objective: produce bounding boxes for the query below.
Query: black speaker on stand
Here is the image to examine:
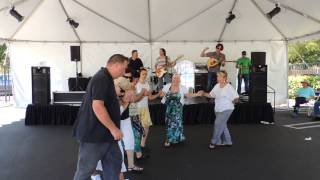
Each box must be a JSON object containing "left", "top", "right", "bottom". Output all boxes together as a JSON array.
[
  {"left": 32, "top": 66, "right": 50, "bottom": 104},
  {"left": 70, "top": 46, "right": 82, "bottom": 91},
  {"left": 249, "top": 51, "right": 267, "bottom": 103}
]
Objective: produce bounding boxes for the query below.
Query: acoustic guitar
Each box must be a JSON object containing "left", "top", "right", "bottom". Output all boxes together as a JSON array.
[
  {"left": 207, "top": 57, "right": 220, "bottom": 69},
  {"left": 155, "top": 55, "right": 184, "bottom": 78}
]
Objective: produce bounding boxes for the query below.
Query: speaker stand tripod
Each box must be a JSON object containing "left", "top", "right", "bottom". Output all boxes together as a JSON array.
[{"left": 74, "top": 61, "right": 83, "bottom": 91}]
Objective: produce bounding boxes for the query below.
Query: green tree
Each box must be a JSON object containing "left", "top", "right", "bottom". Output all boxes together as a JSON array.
[
  {"left": 288, "top": 40, "right": 320, "bottom": 64},
  {"left": 0, "top": 44, "right": 7, "bottom": 68}
]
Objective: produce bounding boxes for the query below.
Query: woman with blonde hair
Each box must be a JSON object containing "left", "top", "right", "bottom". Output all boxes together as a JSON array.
[
  {"left": 200, "top": 70, "right": 239, "bottom": 149},
  {"left": 160, "top": 74, "right": 202, "bottom": 147}
]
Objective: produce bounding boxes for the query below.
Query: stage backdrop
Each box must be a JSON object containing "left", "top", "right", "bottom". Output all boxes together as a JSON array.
[{"left": 10, "top": 41, "right": 287, "bottom": 107}]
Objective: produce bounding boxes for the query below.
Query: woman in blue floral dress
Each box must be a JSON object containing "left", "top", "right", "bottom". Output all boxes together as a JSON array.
[{"left": 160, "top": 74, "right": 202, "bottom": 147}]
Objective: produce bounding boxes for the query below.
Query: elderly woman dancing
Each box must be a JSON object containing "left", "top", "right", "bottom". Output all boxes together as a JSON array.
[
  {"left": 200, "top": 70, "right": 239, "bottom": 149},
  {"left": 160, "top": 74, "right": 202, "bottom": 147}
]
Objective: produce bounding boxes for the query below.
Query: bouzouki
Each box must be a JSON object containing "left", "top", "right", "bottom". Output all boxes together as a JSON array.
[
  {"left": 207, "top": 57, "right": 220, "bottom": 69},
  {"left": 155, "top": 55, "right": 184, "bottom": 78}
]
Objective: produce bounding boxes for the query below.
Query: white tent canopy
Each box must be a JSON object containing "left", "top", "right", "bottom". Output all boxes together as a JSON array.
[{"left": 1, "top": 0, "right": 320, "bottom": 107}]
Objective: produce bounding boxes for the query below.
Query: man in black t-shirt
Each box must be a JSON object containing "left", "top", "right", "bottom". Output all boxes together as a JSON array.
[
  {"left": 73, "top": 54, "right": 128, "bottom": 180},
  {"left": 128, "top": 50, "right": 144, "bottom": 76}
]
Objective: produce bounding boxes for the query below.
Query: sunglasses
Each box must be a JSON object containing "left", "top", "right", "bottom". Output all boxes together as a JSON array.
[{"left": 123, "top": 75, "right": 133, "bottom": 82}]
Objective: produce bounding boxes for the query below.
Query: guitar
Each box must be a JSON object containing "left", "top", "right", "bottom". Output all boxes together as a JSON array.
[
  {"left": 155, "top": 55, "right": 184, "bottom": 78},
  {"left": 207, "top": 57, "right": 220, "bottom": 69}
]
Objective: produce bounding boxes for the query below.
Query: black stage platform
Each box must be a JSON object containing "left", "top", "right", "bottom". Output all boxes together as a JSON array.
[{"left": 25, "top": 97, "right": 274, "bottom": 125}]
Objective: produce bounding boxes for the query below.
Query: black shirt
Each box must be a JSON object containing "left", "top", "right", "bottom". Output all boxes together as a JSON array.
[
  {"left": 73, "top": 68, "right": 120, "bottom": 143},
  {"left": 128, "top": 58, "right": 143, "bottom": 75}
]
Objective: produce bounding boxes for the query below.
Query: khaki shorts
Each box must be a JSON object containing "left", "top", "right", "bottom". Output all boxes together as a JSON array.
[{"left": 138, "top": 107, "right": 153, "bottom": 128}]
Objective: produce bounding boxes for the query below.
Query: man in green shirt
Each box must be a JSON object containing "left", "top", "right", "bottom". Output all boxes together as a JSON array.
[{"left": 236, "top": 51, "right": 251, "bottom": 94}]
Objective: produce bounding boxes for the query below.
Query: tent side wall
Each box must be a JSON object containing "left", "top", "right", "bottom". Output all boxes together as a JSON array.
[{"left": 10, "top": 42, "right": 287, "bottom": 107}]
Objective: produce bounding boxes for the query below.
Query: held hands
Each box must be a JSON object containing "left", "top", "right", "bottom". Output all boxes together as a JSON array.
[
  {"left": 197, "top": 90, "right": 205, "bottom": 96},
  {"left": 143, "top": 90, "right": 151, "bottom": 96},
  {"left": 159, "top": 91, "right": 165, "bottom": 97},
  {"left": 196, "top": 90, "right": 204, "bottom": 97},
  {"left": 110, "top": 127, "right": 123, "bottom": 141}
]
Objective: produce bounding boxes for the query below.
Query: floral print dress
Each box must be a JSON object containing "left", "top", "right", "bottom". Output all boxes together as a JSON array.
[{"left": 165, "top": 90, "right": 185, "bottom": 143}]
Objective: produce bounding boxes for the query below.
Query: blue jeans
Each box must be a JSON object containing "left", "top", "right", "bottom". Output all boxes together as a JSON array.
[
  {"left": 211, "top": 110, "right": 233, "bottom": 145},
  {"left": 237, "top": 74, "right": 249, "bottom": 94},
  {"left": 207, "top": 71, "right": 217, "bottom": 92},
  {"left": 73, "top": 141, "right": 122, "bottom": 180},
  {"left": 293, "top": 97, "right": 308, "bottom": 114}
]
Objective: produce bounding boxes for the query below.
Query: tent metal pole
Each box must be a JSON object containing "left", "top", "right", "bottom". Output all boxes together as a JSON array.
[
  {"left": 153, "top": 0, "right": 224, "bottom": 41},
  {"left": 285, "top": 40, "right": 289, "bottom": 107},
  {"left": 10, "top": 0, "right": 45, "bottom": 40},
  {"left": 218, "top": 0, "right": 238, "bottom": 41},
  {"left": 59, "top": 0, "right": 81, "bottom": 42},
  {"left": 250, "top": 0, "right": 287, "bottom": 40},
  {"left": 72, "top": 0, "right": 148, "bottom": 42},
  {"left": 147, "top": 0, "right": 152, "bottom": 42},
  {"left": 147, "top": 0, "right": 154, "bottom": 69},
  {"left": 2, "top": 38, "right": 286, "bottom": 44},
  {"left": 288, "top": 30, "right": 320, "bottom": 41},
  {"left": 266, "top": 0, "right": 320, "bottom": 25}
]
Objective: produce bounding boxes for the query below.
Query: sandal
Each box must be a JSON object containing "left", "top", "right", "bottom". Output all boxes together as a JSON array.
[
  {"left": 128, "top": 166, "right": 143, "bottom": 174},
  {"left": 164, "top": 141, "right": 171, "bottom": 147},
  {"left": 208, "top": 143, "right": 215, "bottom": 149}
]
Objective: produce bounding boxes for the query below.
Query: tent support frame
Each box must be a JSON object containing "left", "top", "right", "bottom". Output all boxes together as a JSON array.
[
  {"left": 250, "top": 0, "right": 286, "bottom": 40},
  {"left": 218, "top": 0, "right": 238, "bottom": 42},
  {"left": 58, "top": 0, "right": 81, "bottom": 42},
  {"left": 153, "top": 0, "right": 224, "bottom": 41},
  {"left": 266, "top": 0, "right": 320, "bottom": 25},
  {"left": 10, "top": 0, "right": 45, "bottom": 40},
  {"left": 72, "top": 0, "right": 148, "bottom": 42}
]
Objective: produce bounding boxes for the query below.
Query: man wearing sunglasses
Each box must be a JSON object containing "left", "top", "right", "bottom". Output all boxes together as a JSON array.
[{"left": 200, "top": 43, "right": 226, "bottom": 92}]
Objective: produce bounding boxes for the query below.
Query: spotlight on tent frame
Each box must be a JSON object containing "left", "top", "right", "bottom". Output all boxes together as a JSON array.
[
  {"left": 67, "top": 18, "right": 79, "bottom": 28},
  {"left": 10, "top": 7, "right": 24, "bottom": 22},
  {"left": 226, "top": 11, "right": 236, "bottom": 24},
  {"left": 266, "top": 4, "right": 281, "bottom": 19}
]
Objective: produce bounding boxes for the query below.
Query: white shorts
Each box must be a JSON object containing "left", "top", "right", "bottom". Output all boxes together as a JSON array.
[
  {"left": 120, "top": 118, "right": 134, "bottom": 150},
  {"left": 96, "top": 141, "right": 127, "bottom": 173}
]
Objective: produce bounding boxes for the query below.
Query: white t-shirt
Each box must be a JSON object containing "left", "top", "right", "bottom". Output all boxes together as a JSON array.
[
  {"left": 210, "top": 83, "right": 239, "bottom": 112},
  {"left": 161, "top": 83, "right": 188, "bottom": 105},
  {"left": 136, "top": 81, "right": 150, "bottom": 108}
]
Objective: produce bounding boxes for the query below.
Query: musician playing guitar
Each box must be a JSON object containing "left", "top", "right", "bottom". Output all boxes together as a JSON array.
[
  {"left": 200, "top": 43, "right": 226, "bottom": 92},
  {"left": 155, "top": 48, "right": 175, "bottom": 91}
]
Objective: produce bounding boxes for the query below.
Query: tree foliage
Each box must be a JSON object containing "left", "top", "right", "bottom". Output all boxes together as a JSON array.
[
  {"left": 288, "top": 40, "right": 320, "bottom": 64},
  {"left": 0, "top": 43, "right": 7, "bottom": 67}
]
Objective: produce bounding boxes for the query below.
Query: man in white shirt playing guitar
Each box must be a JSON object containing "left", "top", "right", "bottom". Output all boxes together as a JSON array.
[{"left": 200, "top": 43, "right": 226, "bottom": 92}]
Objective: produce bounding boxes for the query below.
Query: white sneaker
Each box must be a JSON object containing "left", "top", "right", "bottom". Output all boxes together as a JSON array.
[{"left": 91, "top": 174, "right": 102, "bottom": 180}]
